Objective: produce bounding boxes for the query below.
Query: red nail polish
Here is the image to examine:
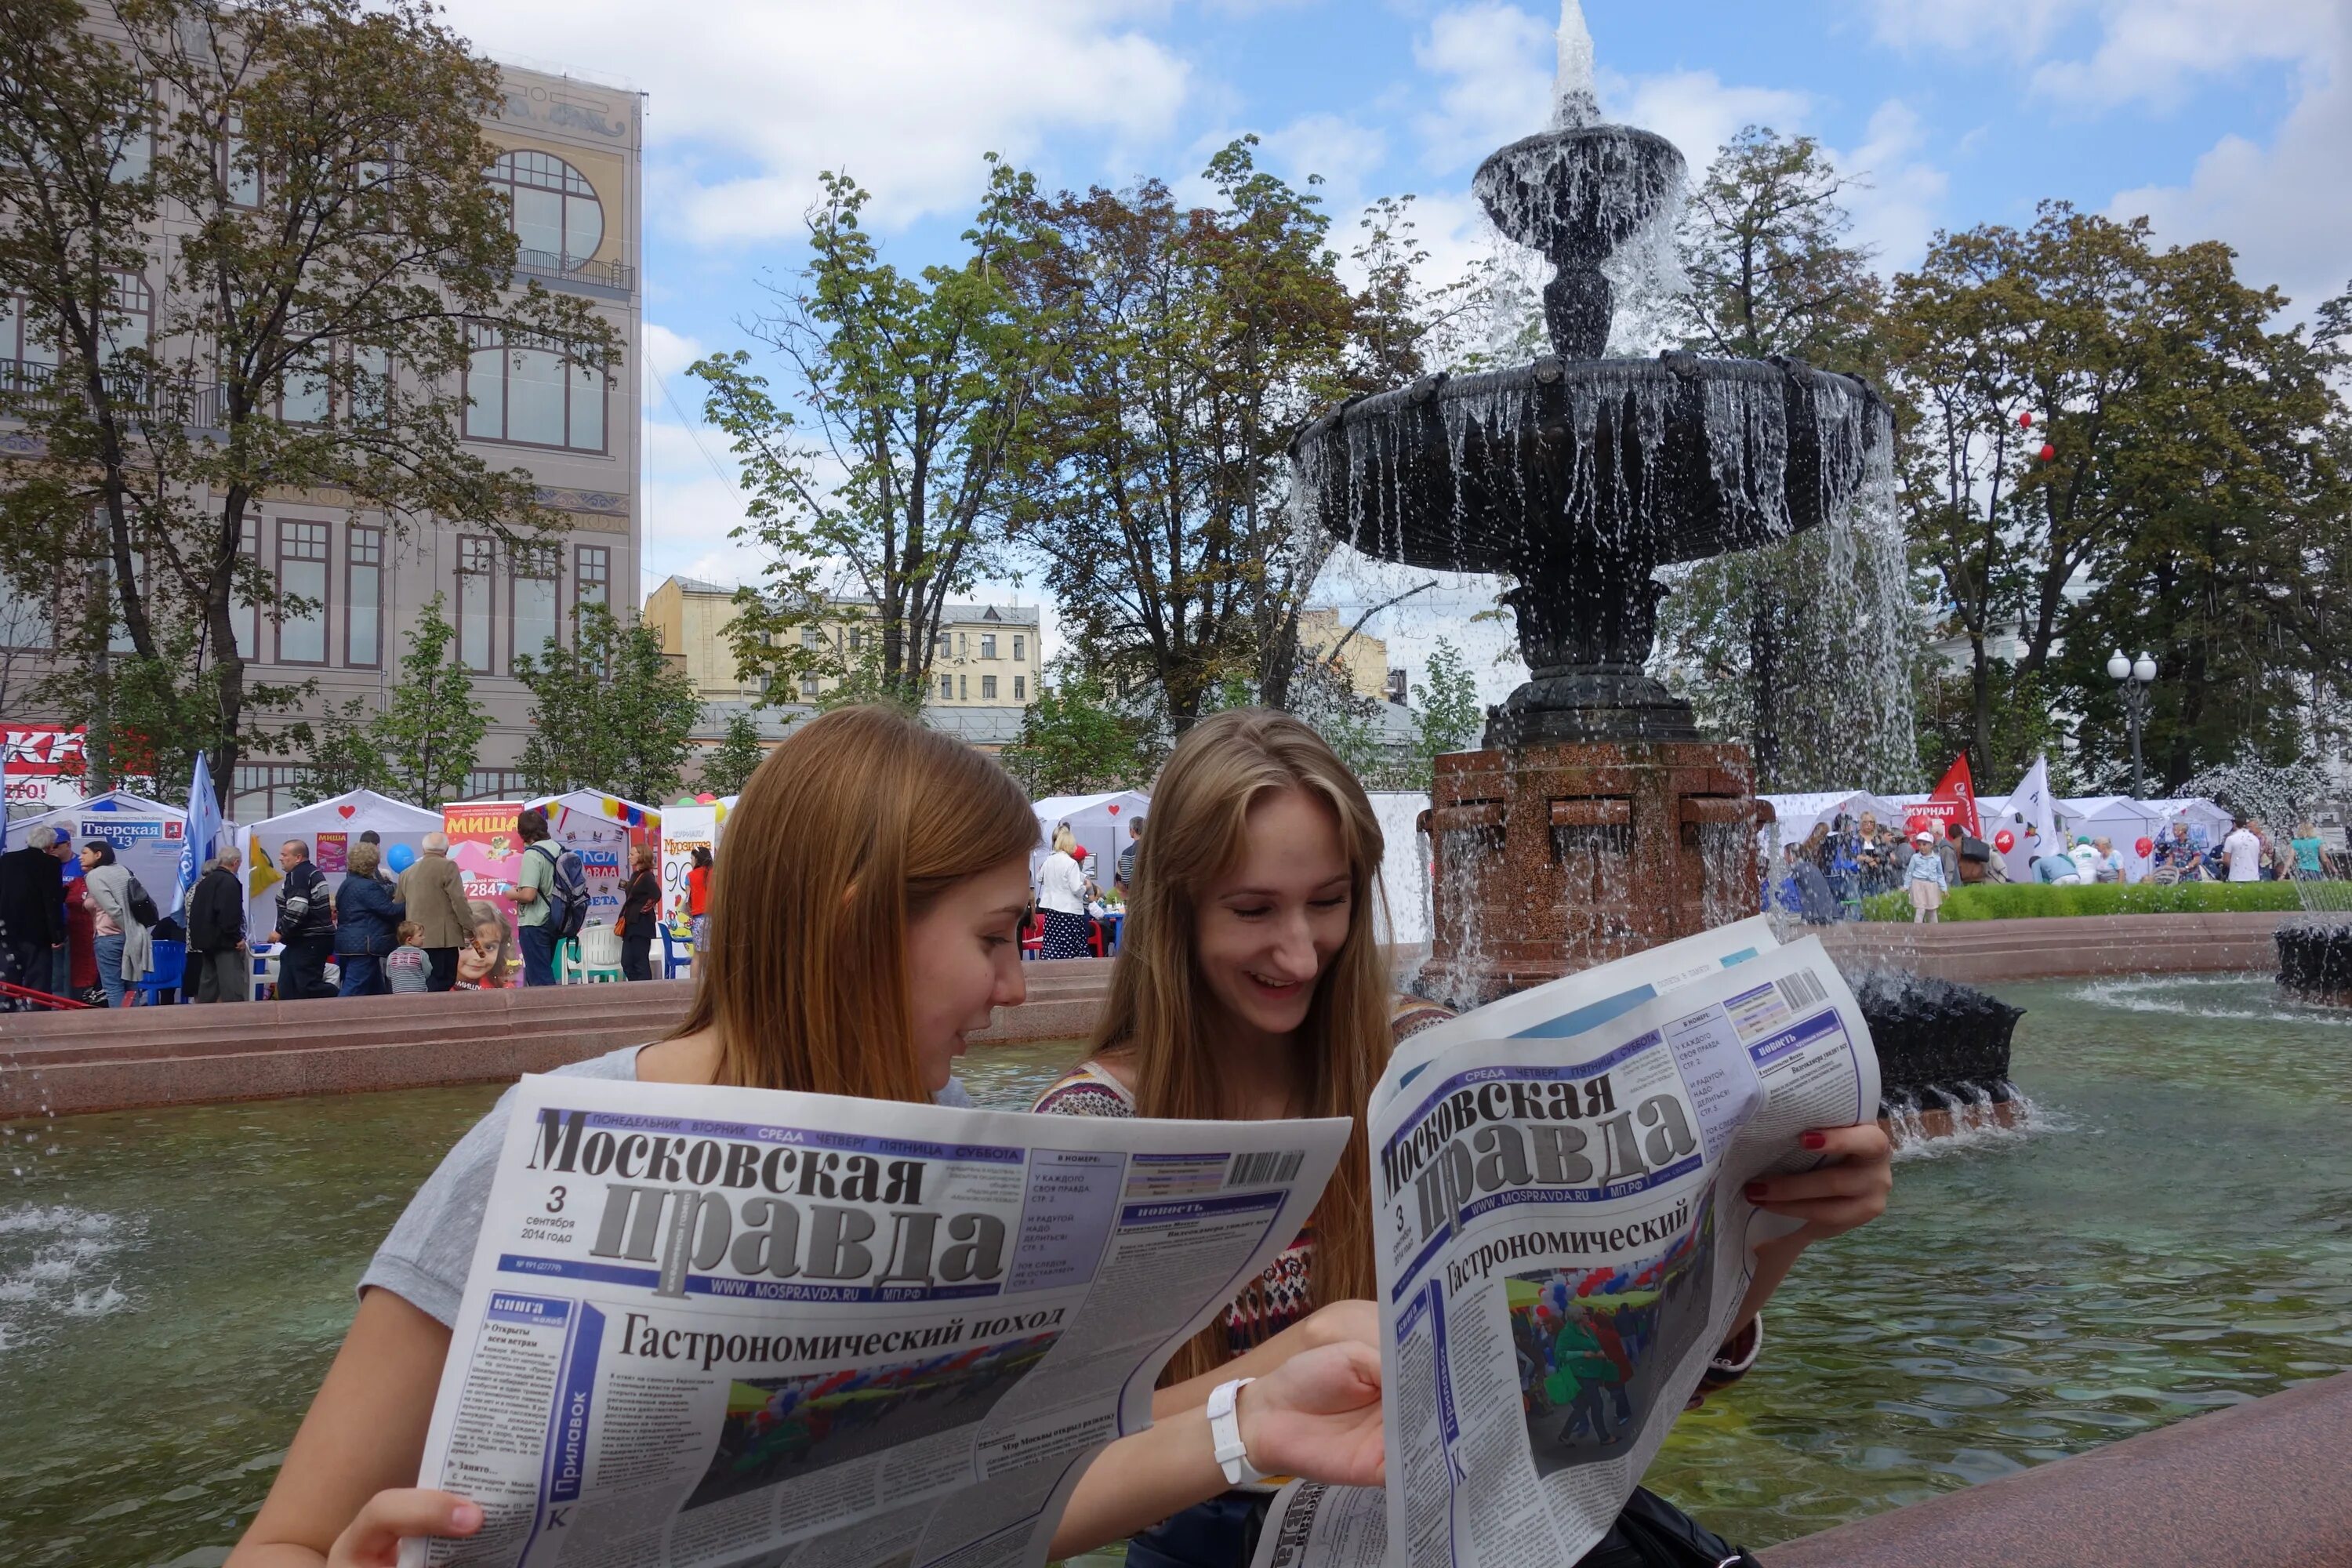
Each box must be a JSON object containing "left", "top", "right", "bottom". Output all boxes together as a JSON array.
[
  {"left": 1744, "top": 1182, "right": 1768, "bottom": 1201},
  {"left": 1800, "top": 1131, "right": 1827, "bottom": 1150}
]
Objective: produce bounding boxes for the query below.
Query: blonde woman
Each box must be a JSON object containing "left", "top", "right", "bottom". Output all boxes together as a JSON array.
[
  {"left": 1034, "top": 709, "right": 1894, "bottom": 1568},
  {"left": 1036, "top": 822, "right": 1091, "bottom": 958},
  {"left": 227, "top": 708, "right": 1385, "bottom": 1568}
]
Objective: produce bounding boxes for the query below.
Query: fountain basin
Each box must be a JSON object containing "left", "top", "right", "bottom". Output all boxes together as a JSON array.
[
  {"left": 1475, "top": 126, "right": 1686, "bottom": 263},
  {"left": 2276, "top": 918, "right": 2352, "bottom": 1004}
]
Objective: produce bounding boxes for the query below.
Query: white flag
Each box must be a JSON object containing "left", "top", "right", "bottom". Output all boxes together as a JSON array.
[{"left": 2008, "top": 756, "right": 2058, "bottom": 859}]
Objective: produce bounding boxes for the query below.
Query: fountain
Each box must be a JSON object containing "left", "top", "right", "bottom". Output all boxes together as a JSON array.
[{"left": 1290, "top": 0, "right": 1890, "bottom": 1000}]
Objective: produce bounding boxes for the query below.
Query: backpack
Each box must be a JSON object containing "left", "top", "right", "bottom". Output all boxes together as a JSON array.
[
  {"left": 124, "top": 873, "right": 161, "bottom": 929},
  {"left": 532, "top": 842, "right": 591, "bottom": 939}
]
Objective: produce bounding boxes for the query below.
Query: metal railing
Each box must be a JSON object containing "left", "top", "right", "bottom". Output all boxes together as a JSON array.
[
  {"left": 510, "top": 248, "right": 635, "bottom": 292},
  {"left": 0, "top": 358, "right": 223, "bottom": 430}
]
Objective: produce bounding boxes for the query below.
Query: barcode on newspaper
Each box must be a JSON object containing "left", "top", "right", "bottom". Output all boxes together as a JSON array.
[
  {"left": 1777, "top": 969, "right": 1828, "bottom": 1011},
  {"left": 1228, "top": 1149, "right": 1305, "bottom": 1188}
]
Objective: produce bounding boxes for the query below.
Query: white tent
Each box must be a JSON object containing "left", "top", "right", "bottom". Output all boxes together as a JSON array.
[
  {"left": 241, "top": 788, "right": 441, "bottom": 936},
  {"left": 1032, "top": 790, "right": 1150, "bottom": 882},
  {"left": 1759, "top": 791, "right": 1906, "bottom": 844},
  {"left": 2153, "top": 797, "right": 2234, "bottom": 846},
  {"left": 525, "top": 790, "right": 663, "bottom": 930},
  {"left": 4, "top": 789, "right": 191, "bottom": 914},
  {"left": 2056, "top": 796, "right": 2169, "bottom": 882}
]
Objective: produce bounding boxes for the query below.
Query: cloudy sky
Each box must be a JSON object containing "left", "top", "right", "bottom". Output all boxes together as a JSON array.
[{"left": 439, "top": 0, "right": 2351, "bottom": 695}]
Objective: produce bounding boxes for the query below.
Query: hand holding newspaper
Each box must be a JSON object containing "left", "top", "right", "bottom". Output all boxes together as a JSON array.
[
  {"left": 1253, "top": 919, "right": 1882, "bottom": 1568},
  {"left": 405, "top": 1078, "right": 1351, "bottom": 1568}
]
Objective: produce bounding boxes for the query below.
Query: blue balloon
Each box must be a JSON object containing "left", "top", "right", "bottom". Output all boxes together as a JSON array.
[{"left": 386, "top": 842, "right": 416, "bottom": 873}]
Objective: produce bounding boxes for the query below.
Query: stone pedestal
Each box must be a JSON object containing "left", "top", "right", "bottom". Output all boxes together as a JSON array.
[{"left": 1420, "top": 739, "right": 1767, "bottom": 1005}]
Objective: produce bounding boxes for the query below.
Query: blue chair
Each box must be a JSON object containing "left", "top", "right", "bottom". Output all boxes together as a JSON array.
[
  {"left": 130, "top": 939, "right": 188, "bottom": 1005},
  {"left": 659, "top": 923, "right": 694, "bottom": 980}
]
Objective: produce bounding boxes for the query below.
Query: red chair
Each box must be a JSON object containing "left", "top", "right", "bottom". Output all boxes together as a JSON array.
[{"left": 1019, "top": 913, "right": 1044, "bottom": 961}]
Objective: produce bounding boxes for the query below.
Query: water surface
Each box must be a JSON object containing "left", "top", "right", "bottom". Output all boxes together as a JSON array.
[{"left": 4, "top": 983, "right": 2349, "bottom": 1563}]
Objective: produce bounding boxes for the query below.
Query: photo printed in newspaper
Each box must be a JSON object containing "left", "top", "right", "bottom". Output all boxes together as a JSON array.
[
  {"left": 404, "top": 1074, "right": 1352, "bottom": 1568},
  {"left": 1346, "top": 934, "right": 1878, "bottom": 1568}
]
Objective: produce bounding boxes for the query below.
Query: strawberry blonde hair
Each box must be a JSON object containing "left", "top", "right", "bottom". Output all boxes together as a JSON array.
[
  {"left": 1093, "top": 708, "right": 1391, "bottom": 1381},
  {"left": 675, "top": 706, "right": 1038, "bottom": 1098}
]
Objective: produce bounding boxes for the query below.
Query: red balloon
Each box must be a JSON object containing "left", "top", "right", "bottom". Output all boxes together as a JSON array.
[
  {"left": 2134, "top": 836, "right": 2154, "bottom": 858},
  {"left": 1994, "top": 829, "right": 2015, "bottom": 853},
  {"left": 2019, "top": 410, "right": 2034, "bottom": 428},
  {"left": 2038, "top": 442, "right": 2057, "bottom": 462},
  {"left": 1906, "top": 813, "right": 1932, "bottom": 835}
]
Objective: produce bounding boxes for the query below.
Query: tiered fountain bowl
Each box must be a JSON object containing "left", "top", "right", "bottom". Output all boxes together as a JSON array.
[
  {"left": 1290, "top": 64, "right": 1890, "bottom": 1001},
  {"left": 2278, "top": 918, "right": 2352, "bottom": 1005}
]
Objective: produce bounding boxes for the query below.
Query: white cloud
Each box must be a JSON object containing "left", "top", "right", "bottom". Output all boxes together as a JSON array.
[
  {"left": 1863, "top": 0, "right": 2081, "bottom": 63},
  {"left": 1834, "top": 100, "right": 1950, "bottom": 272},
  {"left": 1600, "top": 68, "right": 1811, "bottom": 172},
  {"left": 1410, "top": 2, "right": 1555, "bottom": 170},
  {"left": 2026, "top": 0, "right": 2335, "bottom": 111},
  {"left": 440, "top": 0, "right": 1190, "bottom": 243}
]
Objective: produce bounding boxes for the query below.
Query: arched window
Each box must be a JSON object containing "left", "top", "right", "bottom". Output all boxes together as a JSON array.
[{"left": 488, "top": 149, "right": 604, "bottom": 271}]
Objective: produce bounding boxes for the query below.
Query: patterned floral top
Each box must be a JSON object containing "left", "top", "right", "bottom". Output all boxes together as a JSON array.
[{"left": 1030, "top": 994, "right": 1456, "bottom": 1358}]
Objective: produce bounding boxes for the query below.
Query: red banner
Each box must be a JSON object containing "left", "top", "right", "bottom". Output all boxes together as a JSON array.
[
  {"left": 3, "top": 725, "right": 89, "bottom": 811},
  {"left": 1904, "top": 755, "right": 1981, "bottom": 838}
]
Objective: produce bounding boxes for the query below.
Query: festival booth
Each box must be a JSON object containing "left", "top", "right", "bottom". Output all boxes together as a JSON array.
[
  {"left": 1030, "top": 790, "right": 1151, "bottom": 882},
  {"left": 1759, "top": 791, "right": 1907, "bottom": 847},
  {"left": 2056, "top": 796, "right": 2169, "bottom": 883},
  {"left": 1368, "top": 791, "right": 1435, "bottom": 945},
  {"left": 2154, "top": 797, "right": 2234, "bottom": 845},
  {"left": 441, "top": 799, "right": 528, "bottom": 928},
  {"left": 241, "top": 789, "right": 441, "bottom": 936},
  {"left": 523, "top": 791, "right": 662, "bottom": 931},
  {"left": 660, "top": 797, "right": 735, "bottom": 924},
  {"left": 3, "top": 789, "right": 190, "bottom": 914}
]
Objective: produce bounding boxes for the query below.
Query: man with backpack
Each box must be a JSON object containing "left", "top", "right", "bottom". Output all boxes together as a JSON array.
[
  {"left": 270, "top": 838, "right": 337, "bottom": 1000},
  {"left": 513, "top": 807, "right": 587, "bottom": 986}
]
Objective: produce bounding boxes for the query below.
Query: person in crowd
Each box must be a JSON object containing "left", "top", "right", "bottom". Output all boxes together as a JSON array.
[
  {"left": 2033, "top": 847, "right": 2082, "bottom": 884},
  {"left": 2064, "top": 837, "right": 2100, "bottom": 882},
  {"left": 1885, "top": 825, "right": 1914, "bottom": 881},
  {"left": 455, "top": 902, "right": 513, "bottom": 990},
  {"left": 1938, "top": 822, "right": 1965, "bottom": 889},
  {"left": 1779, "top": 840, "right": 1837, "bottom": 924},
  {"left": 617, "top": 844, "right": 660, "bottom": 982},
  {"left": 686, "top": 844, "right": 713, "bottom": 979},
  {"left": 1853, "top": 812, "right": 1888, "bottom": 896},
  {"left": 334, "top": 843, "right": 407, "bottom": 997},
  {"left": 1822, "top": 814, "right": 1863, "bottom": 919},
  {"left": 510, "top": 808, "right": 558, "bottom": 988},
  {"left": 2153, "top": 821, "right": 2205, "bottom": 884},
  {"left": 1032, "top": 709, "right": 1891, "bottom": 1568},
  {"left": 0, "top": 825, "right": 71, "bottom": 1009},
  {"left": 226, "top": 706, "right": 1385, "bottom": 1568},
  {"left": 383, "top": 922, "right": 430, "bottom": 996},
  {"left": 79, "top": 840, "right": 153, "bottom": 1007},
  {"left": 395, "top": 833, "right": 475, "bottom": 993},
  {"left": 1035, "top": 824, "right": 1091, "bottom": 959},
  {"left": 2221, "top": 814, "right": 2263, "bottom": 883},
  {"left": 187, "top": 848, "right": 251, "bottom": 1004},
  {"left": 357, "top": 830, "right": 395, "bottom": 888},
  {"left": 1116, "top": 817, "right": 1145, "bottom": 892},
  {"left": 63, "top": 853, "right": 96, "bottom": 1003},
  {"left": 270, "top": 839, "right": 337, "bottom": 1000},
  {"left": 2292, "top": 819, "right": 2328, "bottom": 880},
  {"left": 1906, "top": 828, "right": 1949, "bottom": 922},
  {"left": 2088, "top": 836, "right": 2124, "bottom": 884}
]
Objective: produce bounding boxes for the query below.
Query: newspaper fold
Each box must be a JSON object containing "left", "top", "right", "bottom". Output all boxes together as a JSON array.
[
  {"left": 407, "top": 1076, "right": 1352, "bottom": 1568},
  {"left": 1255, "top": 925, "right": 1879, "bottom": 1568}
]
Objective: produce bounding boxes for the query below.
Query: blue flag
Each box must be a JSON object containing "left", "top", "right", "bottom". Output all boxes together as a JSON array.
[{"left": 181, "top": 752, "right": 222, "bottom": 910}]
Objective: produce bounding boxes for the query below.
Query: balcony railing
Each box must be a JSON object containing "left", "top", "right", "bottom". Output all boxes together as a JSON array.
[
  {"left": 510, "top": 248, "right": 635, "bottom": 293},
  {"left": 0, "top": 358, "right": 224, "bottom": 430}
]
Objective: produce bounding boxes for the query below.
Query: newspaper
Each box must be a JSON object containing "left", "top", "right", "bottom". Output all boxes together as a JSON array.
[
  {"left": 1255, "top": 931, "right": 1878, "bottom": 1568},
  {"left": 405, "top": 1074, "right": 1352, "bottom": 1568}
]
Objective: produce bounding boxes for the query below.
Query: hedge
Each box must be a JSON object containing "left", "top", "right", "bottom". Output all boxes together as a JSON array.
[{"left": 1856, "top": 880, "right": 2352, "bottom": 921}]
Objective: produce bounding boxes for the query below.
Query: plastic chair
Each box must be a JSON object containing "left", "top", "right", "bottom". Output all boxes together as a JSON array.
[
  {"left": 129, "top": 939, "right": 187, "bottom": 1005},
  {"left": 576, "top": 924, "right": 625, "bottom": 982},
  {"left": 556, "top": 936, "right": 582, "bottom": 984},
  {"left": 1019, "top": 913, "right": 1044, "bottom": 962},
  {"left": 658, "top": 923, "right": 693, "bottom": 980}
]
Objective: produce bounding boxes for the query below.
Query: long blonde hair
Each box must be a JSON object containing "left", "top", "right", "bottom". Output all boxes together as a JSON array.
[
  {"left": 675, "top": 706, "right": 1038, "bottom": 1099},
  {"left": 1092, "top": 709, "right": 1390, "bottom": 1381}
]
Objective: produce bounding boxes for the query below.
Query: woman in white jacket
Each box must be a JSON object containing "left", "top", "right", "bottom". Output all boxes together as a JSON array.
[{"left": 1036, "top": 824, "right": 1093, "bottom": 959}]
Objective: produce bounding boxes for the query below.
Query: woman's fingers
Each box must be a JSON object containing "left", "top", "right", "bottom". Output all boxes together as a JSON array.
[
  {"left": 1743, "top": 1122, "right": 1893, "bottom": 1240},
  {"left": 328, "top": 1490, "right": 481, "bottom": 1568}
]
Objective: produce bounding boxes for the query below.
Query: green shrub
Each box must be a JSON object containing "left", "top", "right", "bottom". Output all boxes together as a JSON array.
[{"left": 1859, "top": 880, "right": 2348, "bottom": 921}]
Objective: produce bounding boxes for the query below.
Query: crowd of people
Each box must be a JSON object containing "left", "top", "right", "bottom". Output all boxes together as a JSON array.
[{"left": 1030, "top": 818, "right": 1142, "bottom": 960}]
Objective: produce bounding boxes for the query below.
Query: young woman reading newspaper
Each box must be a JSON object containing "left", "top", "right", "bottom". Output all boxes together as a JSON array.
[
  {"left": 1034, "top": 710, "right": 1896, "bottom": 1568},
  {"left": 227, "top": 708, "right": 1385, "bottom": 1568}
]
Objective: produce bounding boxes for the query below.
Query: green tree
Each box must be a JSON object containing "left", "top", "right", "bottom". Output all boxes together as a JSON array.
[
  {"left": 1000, "top": 667, "right": 1149, "bottom": 796},
  {"left": 0, "top": 0, "right": 615, "bottom": 808},
  {"left": 699, "top": 712, "right": 768, "bottom": 797},
  {"left": 289, "top": 697, "right": 387, "bottom": 804},
  {"left": 691, "top": 161, "right": 1044, "bottom": 707},
  {"left": 516, "top": 605, "right": 702, "bottom": 804},
  {"left": 370, "top": 593, "right": 485, "bottom": 807},
  {"left": 1407, "top": 636, "right": 1483, "bottom": 787},
  {"left": 1006, "top": 140, "right": 1359, "bottom": 730}
]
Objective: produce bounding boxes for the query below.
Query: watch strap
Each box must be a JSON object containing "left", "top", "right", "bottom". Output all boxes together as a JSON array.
[{"left": 1207, "top": 1377, "right": 1265, "bottom": 1486}]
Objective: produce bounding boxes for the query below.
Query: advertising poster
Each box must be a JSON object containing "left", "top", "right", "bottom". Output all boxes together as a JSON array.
[
  {"left": 3, "top": 726, "right": 89, "bottom": 814},
  {"left": 540, "top": 801, "right": 629, "bottom": 927},
  {"left": 314, "top": 832, "right": 348, "bottom": 873},
  {"left": 442, "top": 800, "right": 524, "bottom": 929}
]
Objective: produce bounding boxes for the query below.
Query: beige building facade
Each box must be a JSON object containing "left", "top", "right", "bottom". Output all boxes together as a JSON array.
[
  {"left": 0, "top": 52, "right": 644, "bottom": 820},
  {"left": 1294, "top": 608, "right": 1393, "bottom": 701}
]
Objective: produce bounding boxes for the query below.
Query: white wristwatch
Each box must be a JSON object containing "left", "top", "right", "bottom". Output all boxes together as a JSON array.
[{"left": 1206, "top": 1377, "right": 1266, "bottom": 1486}]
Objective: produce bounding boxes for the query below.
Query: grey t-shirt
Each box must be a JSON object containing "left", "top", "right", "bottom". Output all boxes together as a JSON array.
[{"left": 359, "top": 1046, "right": 978, "bottom": 1327}]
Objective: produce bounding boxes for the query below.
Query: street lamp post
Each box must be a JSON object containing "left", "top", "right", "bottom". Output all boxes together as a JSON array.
[{"left": 2107, "top": 650, "right": 2158, "bottom": 798}]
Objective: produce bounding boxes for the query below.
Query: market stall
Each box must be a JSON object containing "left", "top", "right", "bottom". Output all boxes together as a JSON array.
[
  {"left": 526, "top": 791, "right": 662, "bottom": 930},
  {"left": 1030, "top": 790, "right": 1150, "bottom": 882},
  {"left": 241, "top": 788, "right": 441, "bottom": 936},
  {"left": 4, "top": 789, "right": 191, "bottom": 914},
  {"left": 2055, "top": 796, "right": 2169, "bottom": 883},
  {"left": 660, "top": 797, "right": 734, "bottom": 924}
]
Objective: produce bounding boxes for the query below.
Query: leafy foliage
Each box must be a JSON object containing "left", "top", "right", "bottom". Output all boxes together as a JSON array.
[
  {"left": 1000, "top": 667, "right": 1151, "bottom": 797},
  {"left": 517, "top": 605, "right": 702, "bottom": 805},
  {"left": 1406, "top": 636, "right": 1483, "bottom": 788},
  {"left": 369, "top": 593, "right": 485, "bottom": 808},
  {"left": 699, "top": 712, "right": 768, "bottom": 797},
  {"left": 1862, "top": 880, "right": 2340, "bottom": 921}
]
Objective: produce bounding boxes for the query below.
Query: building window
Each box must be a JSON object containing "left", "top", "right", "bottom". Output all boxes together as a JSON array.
[
  {"left": 456, "top": 535, "right": 493, "bottom": 672},
  {"left": 0, "top": 572, "right": 52, "bottom": 648},
  {"left": 232, "top": 764, "right": 307, "bottom": 821},
  {"left": 800, "top": 674, "right": 820, "bottom": 700},
  {"left": 959, "top": 673, "right": 967, "bottom": 701},
  {"left": 106, "top": 272, "right": 152, "bottom": 361},
  {"left": 281, "top": 328, "right": 331, "bottom": 426},
  {"left": 345, "top": 524, "right": 383, "bottom": 668},
  {"left": 223, "top": 103, "right": 262, "bottom": 209},
  {"left": 487, "top": 150, "right": 604, "bottom": 272},
  {"left": 1012, "top": 635, "right": 1024, "bottom": 662},
  {"left": 231, "top": 535, "right": 257, "bottom": 659},
  {"left": 981, "top": 674, "right": 996, "bottom": 699},
  {"left": 510, "top": 542, "right": 560, "bottom": 672},
  {"left": 463, "top": 323, "right": 606, "bottom": 452},
  {"left": 275, "top": 520, "right": 329, "bottom": 665},
  {"left": 956, "top": 633, "right": 967, "bottom": 659},
  {"left": 575, "top": 544, "right": 609, "bottom": 615},
  {"left": 463, "top": 768, "right": 530, "bottom": 799},
  {"left": 980, "top": 633, "right": 996, "bottom": 659},
  {"left": 1014, "top": 675, "right": 1025, "bottom": 701},
  {"left": 934, "top": 631, "right": 949, "bottom": 656},
  {"left": 938, "top": 674, "right": 952, "bottom": 700},
  {"left": 800, "top": 625, "right": 824, "bottom": 650}
]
